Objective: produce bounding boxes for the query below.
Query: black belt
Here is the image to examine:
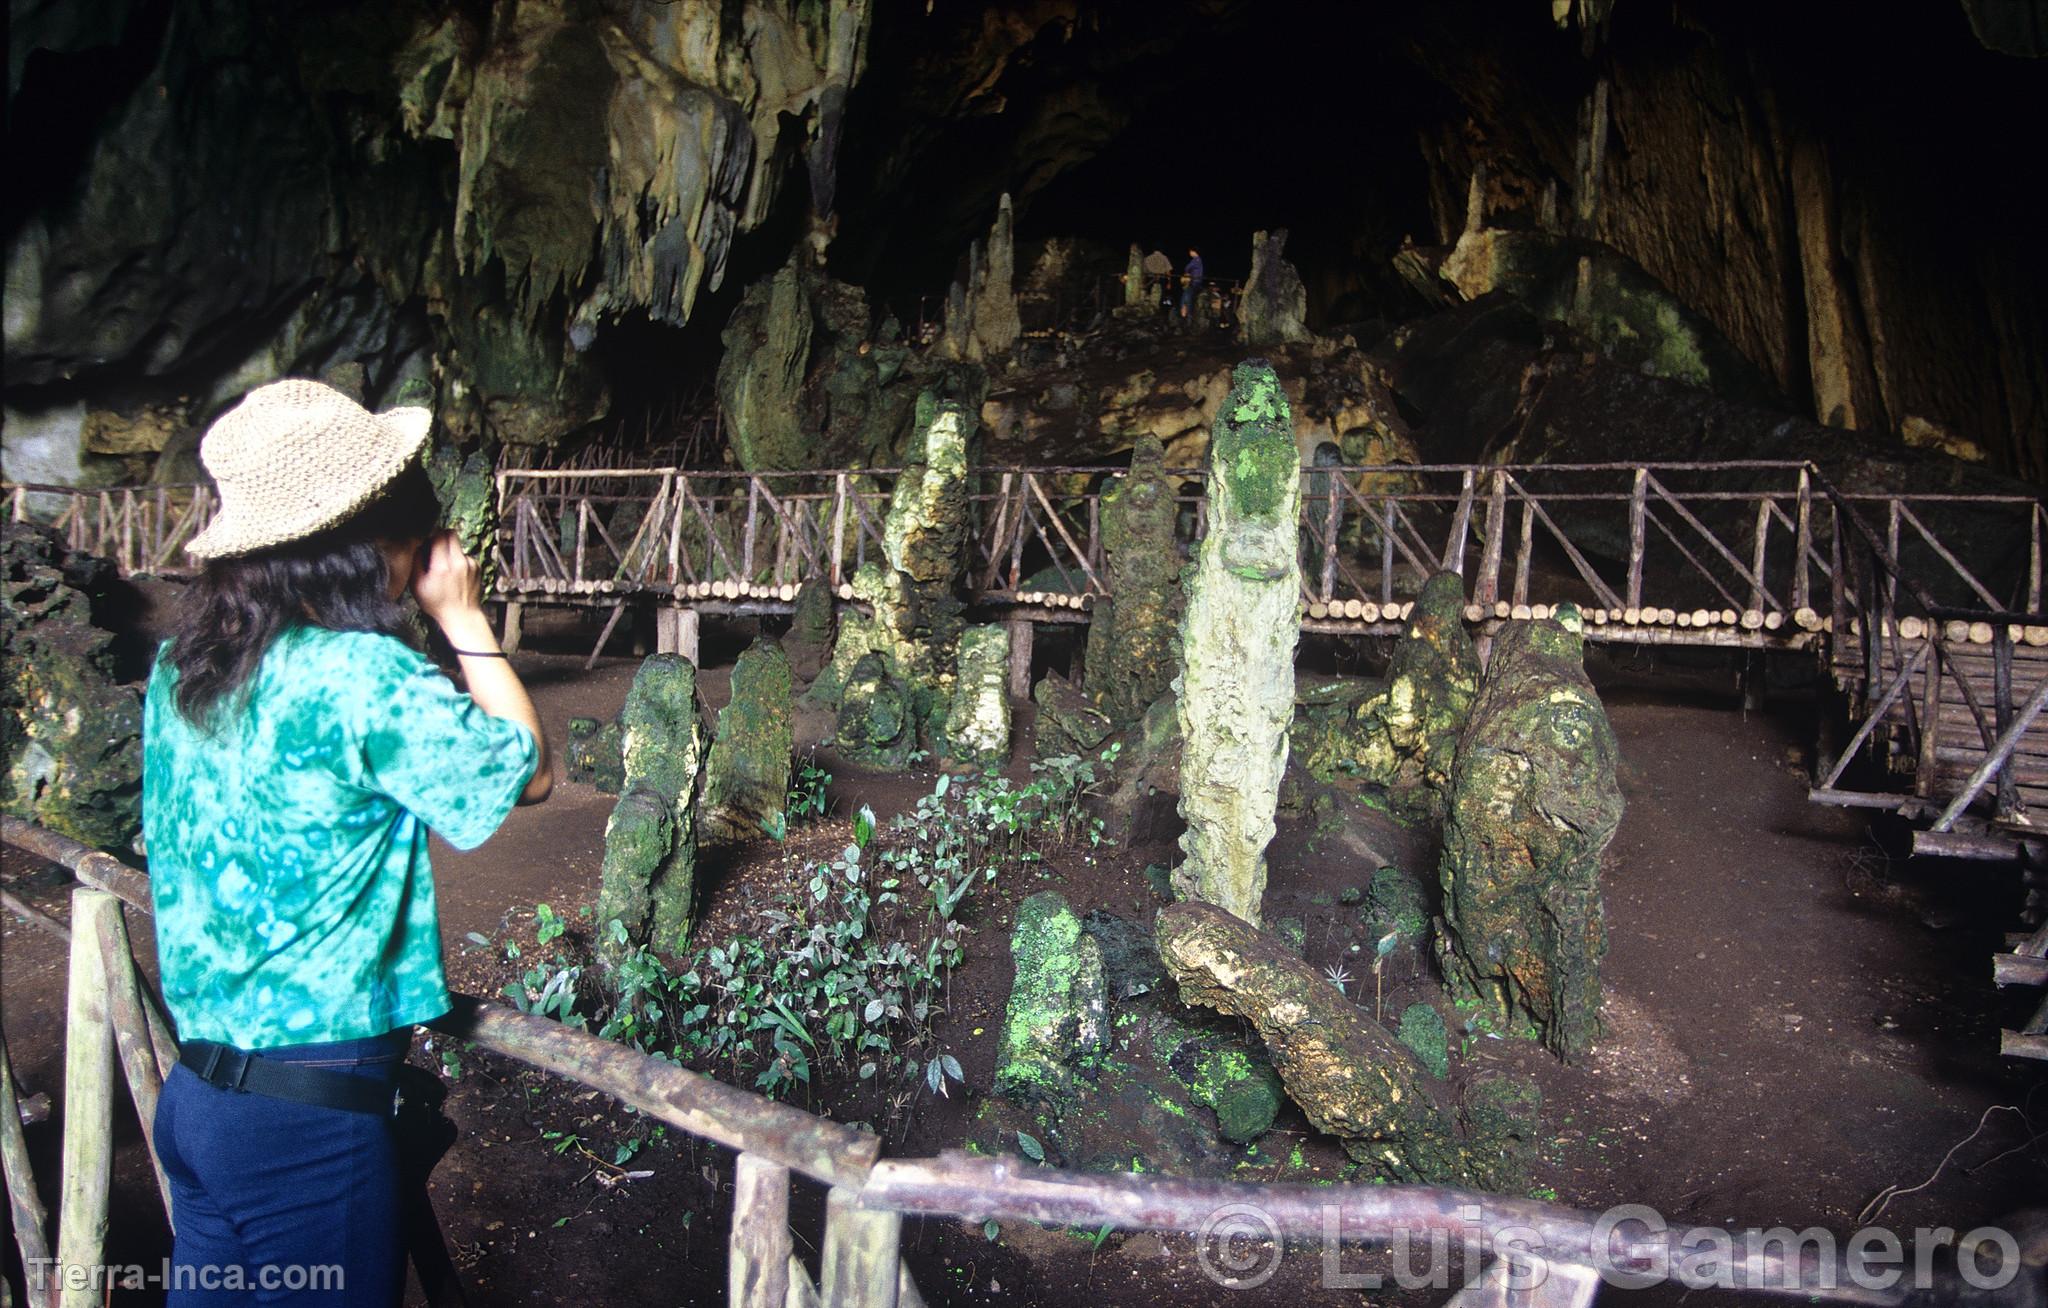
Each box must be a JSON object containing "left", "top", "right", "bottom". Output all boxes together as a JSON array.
[{"left": 178, "top": 1040, "right": 400, "bottom": 1117}]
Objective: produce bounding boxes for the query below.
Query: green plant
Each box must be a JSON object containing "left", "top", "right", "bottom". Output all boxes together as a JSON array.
[{"left": 788, "top": 754, "right": 832, "bottom": 823}]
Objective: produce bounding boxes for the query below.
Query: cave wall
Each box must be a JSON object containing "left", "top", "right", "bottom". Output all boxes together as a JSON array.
[
  {"left": 1407, "top": 1, "right": 2047, "bottom": 480},
  {"left": 5, "top": 0, "right": 871, "bottom": 475}
]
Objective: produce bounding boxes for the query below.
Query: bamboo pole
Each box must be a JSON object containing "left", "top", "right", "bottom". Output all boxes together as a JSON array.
[
  {"left": 58, "top": 889, "right": 117, "bottom": 1308},
  {"left": 1477, "top": 470, "right": 1508, "bottom": 608},
  {"left": 92, "top": 903, "right": 173, "bottom": 1219},
  {"left": 0, "top": 1024, "right": 53, "bottom": 1308},
  {"left": 820, "top": 1185, "right": 900, "bottom": 1308},
  {"left": 729, "top": 1154, "right": 792, "bottom": 1308}
]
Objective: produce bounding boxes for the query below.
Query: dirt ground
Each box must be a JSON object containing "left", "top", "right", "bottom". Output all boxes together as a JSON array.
[{"left": 2, "top": 614, "right": 2043, "bottom": 1307}]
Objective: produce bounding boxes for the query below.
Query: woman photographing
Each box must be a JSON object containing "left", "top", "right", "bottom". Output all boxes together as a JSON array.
[{"left": 143, "top": 379, "right": 550, "bottom": 1304}]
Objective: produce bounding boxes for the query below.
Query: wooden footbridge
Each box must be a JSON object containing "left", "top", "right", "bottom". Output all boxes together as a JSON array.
[{"left": 10, "top": 457, "right": 2048, "bottom": 1054}]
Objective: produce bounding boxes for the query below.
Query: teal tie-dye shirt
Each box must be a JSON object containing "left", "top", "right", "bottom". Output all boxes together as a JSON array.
[{"left": 143, "top": 627, "right": 536, "bottom": 1048}]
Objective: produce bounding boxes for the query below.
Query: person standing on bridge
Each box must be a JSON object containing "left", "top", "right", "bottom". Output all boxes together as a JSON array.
[
  {"left": 142, "top": 379, "right": 552, "bottom": 1305},
  {"left": 1180, "top": 246, "right": 1206, "bottom": 321}
]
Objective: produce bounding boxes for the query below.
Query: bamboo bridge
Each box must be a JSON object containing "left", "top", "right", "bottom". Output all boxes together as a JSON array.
[{"left": 10, "top": 459, "right": 2048, "bottom": 1056}]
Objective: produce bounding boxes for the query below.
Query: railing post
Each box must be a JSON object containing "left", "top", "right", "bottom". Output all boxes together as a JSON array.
[
  {"left": 1748, "top": 497, "right": 1771, "bottom": 621},
  {"left": 730, "top": 1154, "right": 792, "bottom": 1308},
  {"left": 575, "top": 499, "right": 589, "bottom": 584},
  {"left": 830, "top": 474, "right": 848, "bottom": 588},
  {"left": 1513, "top": 496, "right": 1534, "bottom": 608},
  {"left": 2031, "top": 503, "right": 2043, "bottom": 613},
  {"left": 821, "top": 1186, "right": 900, "bottom": 1308},
  {"left": 1885, "top": 498, "right": 1901, "bottom": 620},
  {"left": 1626, "top": 468, "right": 1647, "bottom": 610},
  {"left": 58, "top": 888, "right": 117, "bottom": 1308},
  {"left": 1379, "top": 498, "right": 1395, "bottom": 605},
  {"left": 1916, "top": 644, "right": 1943, "bottom": 800},
  {"left": 1994, "top": 624, "right": 2018, "bottom": 821},
  {"left": 1476, "top": 469, "right": 1507, "bottom": 609},
  {"left": 1442, "top": 468, "right": 1475, "bottom": 576},
  {"left": 1794, "top": 467, "right": 1813, "bottom": 613},
  {"left": 0, "top": 1024, "right": 53, "bottom": 1308}
]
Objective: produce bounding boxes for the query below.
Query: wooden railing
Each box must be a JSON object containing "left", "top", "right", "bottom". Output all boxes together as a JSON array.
[
  {"left": 7, "top": 817, "right": 2033, "bottom": 1308},
  {"left": 8, "top": 462, "right": 2041, "bottom": 656}
]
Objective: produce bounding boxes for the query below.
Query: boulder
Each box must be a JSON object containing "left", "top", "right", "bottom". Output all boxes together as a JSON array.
[
  {"left": 1174, "top": 361, "right": 1301, "bottom": 924},
  {"left": 598, "top": 654, "right": 703, "bottom": 951},
  {"left": 1099, "top": 693, "right": 1183, "bottom": 846},
  {"left": 1155, "top": 901, "right": 1468, "bottom": 1182},
  {"left": 995, "top": 891, "right": 1109, "bottom": 1110},
  {"left": 700, "top": 639, "right": 794, "bottom": 844},
  {"left": 939, "top": 623, "right": 1010, "bottom": 767},
  {"left": 1438, "top": 610, "right": 1622, "bottom": 1060},
  {"left": 1083, "top": 434, "right": 1182, "bottom": 727},
  {"left": 0, "top": 526, "right": 142, "bottom": 849},
  {"left": 785, "top": 576, "right": 837, "bottom": 682},
  {"left": 1030, "top": 671, "right": 1112, "bottom": 761}
]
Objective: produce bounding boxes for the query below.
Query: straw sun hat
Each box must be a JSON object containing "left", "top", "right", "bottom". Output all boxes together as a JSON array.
[{"left": 186, "top": 379, "right": 433, "bottom": 560}]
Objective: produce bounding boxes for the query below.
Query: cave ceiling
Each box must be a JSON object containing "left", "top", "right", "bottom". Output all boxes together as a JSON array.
[{"left": 3, "top": 0, "right": 2044, "bottom": 479}]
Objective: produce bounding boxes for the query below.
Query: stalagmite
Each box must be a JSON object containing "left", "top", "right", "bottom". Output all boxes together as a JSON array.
[
  {"left": 1439, "top": 607, "right": 1621, "bottom": 1059},
  {"left": 1174, "top": 361, "right": 1301, "bottom": 925},
  {"left": 700, "top": 639, "right": 795, "bottom": 845},
  {"left": 940, "top": 624, "right": 1011, "bottom": 766},
  {"left": 1083, "top": 435, "right": 1182, "bottom": 726},
  {"left": 596, "top": 655, "right": 704, "bottom": 953}
]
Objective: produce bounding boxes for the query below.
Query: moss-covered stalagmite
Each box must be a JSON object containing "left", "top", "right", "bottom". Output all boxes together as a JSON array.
[
  {"left": 1174, "top": 361, "right": 1301, "bottom": 925},
  {"left": 1155, "top": 902, "right": 1468, "bottom": 1182},
  {"left": 1084, "top": 434, "right": 1182, "bottom": 727},
  {"left": 939, "top": 624, "right": 1009, "bottom": 766},
  {"left": 1237, "top": 229, "right": 1313, "bottom": 348},
  {"left": 0, "top": 526, "right": 142, "bottom": 849},
  {"left": 821, "top": 395, "right": 976, "bottom": 758},
  {"left": 701, "top": 639, "right": 794, "bottom": 844},
  {"left": 565, "top": 715, "right": 624, "bottom": 793},
  {"left": 1438, "top": 607, "right": 1622, "bottom": 1060},
  {"left": 832, "top": 652, "right": 916, "bottom": 770},
  {"left": 596, "top": 654, "right": 703, "bottom": 952},
  {"left": 995, "top": 890, "right": 1108, "bottom": 1111},
  {"left": 1293, "top": 570, "right": 1480, "bottom": 819}
]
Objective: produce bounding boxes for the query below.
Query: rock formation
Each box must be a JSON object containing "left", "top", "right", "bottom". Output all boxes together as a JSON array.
[
  {"left": 700, "top": 639, "right": 795, "bottom": 844},
  {"left": 1237, "top": 230, "right": 1313, "bottom": 349},
  {"left": 1155, "top": 902, "right": 1466, "bottom": 1182},
  {"left": 1173, "top": 361, "right": 1301, "bottom": 925},
  {"left": 939, "top": 624, "right": 1010, "bottom": 767},
  {"left": 1083, "top": 435, "right": 1182, "bottom": 727},
  {"left": 0, "top": 526, "right": 142, "bottom": 849},
  {"left": 1031, "top": 672, "right": 1113, "bottom": 762},
  {"left": 565, "top": 715, "right": 625, "bottom": 793},
  {"left": 820, "top": 396, "right": 989, "bottom": 762},
  {"left": 1438, "top": 607, "right": 1622, "bottom": 1060},
  {"left": 1293, "top": 571, "right": 1481, "bottom": 819},
  {"left": 941, "top": 193, "right": 1022, "bottom": 364},
  {"left": 831, "top": 652, "right": 917, "bottom": 770},
  {"left": 596, "top": 654, "right": 704, "bottom": 953}
]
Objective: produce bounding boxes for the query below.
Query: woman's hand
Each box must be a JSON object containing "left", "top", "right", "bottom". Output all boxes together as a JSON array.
[{"left": 412, "top": 530, "right": 484, "bottom": 630}]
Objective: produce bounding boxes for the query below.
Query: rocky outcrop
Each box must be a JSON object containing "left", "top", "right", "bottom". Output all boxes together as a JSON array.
[
  {"left": 596, "top": 655, "right": 704, "bottom": 953},
  {"left": 1083, "top": 435, "right": 1182, "bottom": 727},
  {"left": 1031, "top": 671, "right": 1112, "bottom": 762},
  {"left": 716, "top": 255, "right": 961, "bottom": 472},
  {"left": 1173, "top": 361, "right": 1301, "bottom": 925},
  {"left": 1155, "top": 901, "right": 1466, "bottom": 1182},
  {"left": 1438, "top": 609, "right": 1621, "bottom": 1060},
  {"left": 0, "top": 526, "right": 143, "bottom": 849},
  {"left": 700, "top": 640, "right": 795, "bottom": 844}
]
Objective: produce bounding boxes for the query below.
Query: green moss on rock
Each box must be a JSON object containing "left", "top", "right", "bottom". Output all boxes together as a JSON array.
[
  {"left": 996, "top": 891, "right": 1109, "bottom": 1110},
  {"left": 701, "top": 639, "right": 794, "bottom": 844},
  {"left": 1397, "top": 1003, "right": 1450, "bottom": 1079}
]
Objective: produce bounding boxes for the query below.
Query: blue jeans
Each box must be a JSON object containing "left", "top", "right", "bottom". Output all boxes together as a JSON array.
[{"left": 153, "top": 1031, "right": 409, "bottom": 1306}]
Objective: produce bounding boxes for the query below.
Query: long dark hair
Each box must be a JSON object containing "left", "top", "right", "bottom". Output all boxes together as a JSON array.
[{"left": 169, "top": 461, "right": 441, "bottom": 725}]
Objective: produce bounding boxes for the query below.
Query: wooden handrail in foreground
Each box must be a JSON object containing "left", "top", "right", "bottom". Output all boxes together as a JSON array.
[{"left": 6, "top": 820, "right": 2045, "bottom": 1308}]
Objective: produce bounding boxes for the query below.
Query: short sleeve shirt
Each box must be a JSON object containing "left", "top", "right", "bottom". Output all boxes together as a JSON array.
[{"left": 143, "top": 627, "right": 536, "bottom": 1048}]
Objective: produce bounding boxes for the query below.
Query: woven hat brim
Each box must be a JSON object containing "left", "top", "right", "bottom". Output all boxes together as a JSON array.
[{"left": 187, "top": 405, "right": 434, "bottom": 560}]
